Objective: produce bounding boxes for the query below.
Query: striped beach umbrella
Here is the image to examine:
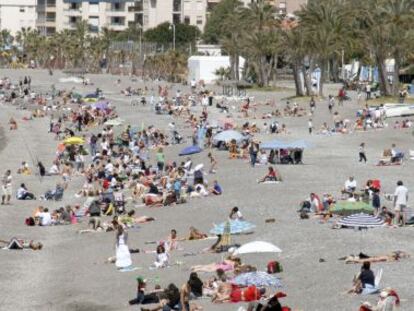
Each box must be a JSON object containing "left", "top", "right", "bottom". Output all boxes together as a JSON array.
[
  {"left": 338, "top": 213, "right": 384, "bottom": 229},
  {"left": 232, "top": 271, "right": 283, "bottom": 288}
]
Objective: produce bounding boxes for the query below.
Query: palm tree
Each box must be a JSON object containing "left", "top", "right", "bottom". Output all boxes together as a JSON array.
[
  {"left": 217, "top": 0, "right": 244, "bottom": 81},
  {"left": 242, "top": 1, "right": 280, "bottom": 87},
  {"left": 297, "top": 0, "right": 351, "bottom": 96},
  {"left": 282, "top": 28, "right": 310, "bottom": 96},
  {"left": 383, "top": 0, "right": 414, "bottom": 95}
]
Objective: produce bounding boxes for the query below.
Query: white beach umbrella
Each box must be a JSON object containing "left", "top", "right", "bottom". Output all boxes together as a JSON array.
[
  {"left": 233, "top": 241, "right": 282, "bottom": 255},
  {"left": 194, "top": 163, "right": 204, "bottom": 171}
]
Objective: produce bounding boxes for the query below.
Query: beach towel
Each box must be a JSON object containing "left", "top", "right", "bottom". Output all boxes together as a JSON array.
[{"left": 119, "top": 266, "right": 140, "bottom": 272}]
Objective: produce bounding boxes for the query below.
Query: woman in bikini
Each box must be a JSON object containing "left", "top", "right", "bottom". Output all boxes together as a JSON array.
[{"left": 191, "top": 256, "right": 241, "bottom": 273}]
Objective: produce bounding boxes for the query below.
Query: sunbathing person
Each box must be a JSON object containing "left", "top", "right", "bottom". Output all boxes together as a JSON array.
[
  {"left": 258, "top": 166, "right": 282, "bottom": 183},
  {"left": 191, "top": 256, "right": 241, "bottom": 273},
  {"left": 119, "top": 210, "right": 155, "bottom": 227},
  {"left": 247, "top": 292, "right": 289, "bottom": 311},
  {"left": 0, "top": 238, "right": 43, "bottom": 250},
  {"left": 188, "top": 226, "right": 208, "bottom": 240},
  {"left": 341, "top": 251, "right": 409, "bottom": 264},
  {"left": 140, "top": 283, "right": 181, "bottom": 311},
  {"left": 213, "top": 284, "right": 265, "bottom": 303}
]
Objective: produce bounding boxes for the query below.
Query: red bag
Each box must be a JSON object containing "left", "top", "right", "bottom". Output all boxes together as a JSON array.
[{"left": 267, "top": 261, "right": 283, "bottom": 274}]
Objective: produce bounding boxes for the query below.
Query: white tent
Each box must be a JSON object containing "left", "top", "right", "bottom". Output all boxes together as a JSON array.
[{"left": 188, "top": 56, "right": 245, "bottom": 84}]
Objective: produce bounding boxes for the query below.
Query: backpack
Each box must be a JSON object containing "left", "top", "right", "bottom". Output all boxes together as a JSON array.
[
  {"left": 267, "top": 261, "right": 283, "bottom": 274},
  {"left": 25, "top": 217, "right": 35, "bottom": 226}
]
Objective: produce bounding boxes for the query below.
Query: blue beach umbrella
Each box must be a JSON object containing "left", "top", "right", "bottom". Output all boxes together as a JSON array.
[
  {"left": 179, "top": 145, "right": 202, "bottom": 156},
  {"left": 213, "top": 130, "right": 244, "bottom": 143}
]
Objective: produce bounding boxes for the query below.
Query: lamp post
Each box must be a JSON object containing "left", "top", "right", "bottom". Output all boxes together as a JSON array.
[{"left": 170, "top": 23, "right": 176, "bottom": 51}]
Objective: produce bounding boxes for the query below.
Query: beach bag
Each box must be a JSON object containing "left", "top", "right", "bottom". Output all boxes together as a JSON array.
[
  {"left": 25, "top": 217, "right": 35, "bottom": 226},
  {"left": 267, "top": 261, "right": 283, "bottom": 274}
]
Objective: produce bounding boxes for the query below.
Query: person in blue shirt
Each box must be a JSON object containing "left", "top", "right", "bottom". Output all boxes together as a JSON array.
[
  {"left": 209, "top": 180, "right": 222, "bottom": 195},
  {"left": 173, "top": 179, "right": 182, "bottom": 201}
]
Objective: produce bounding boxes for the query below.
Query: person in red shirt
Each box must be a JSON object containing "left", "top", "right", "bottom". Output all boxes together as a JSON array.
[{"left": 258, "top": 166, "right": 281, "bottom": 183}]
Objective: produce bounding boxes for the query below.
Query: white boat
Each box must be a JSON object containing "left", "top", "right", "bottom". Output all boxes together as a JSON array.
[{"left": 383, "top": 103, "right": 414, "bottom": 118}]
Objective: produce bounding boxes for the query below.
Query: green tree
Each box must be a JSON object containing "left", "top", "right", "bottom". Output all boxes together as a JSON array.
[
  {"left": 297, "top": 0, "right": 351, "bottom": 96},
  {"left": 144, "top": 22, "right": 200, "bottom": 47},
  {"left": 203, "top": 0, "right": 243, "bottom": 44},
  {"left": 242, "top": 1, "right": 281, "bottom": 87}
]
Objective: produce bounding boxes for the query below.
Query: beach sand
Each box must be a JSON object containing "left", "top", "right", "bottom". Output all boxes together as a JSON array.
[{"left": 0, "top": 69, "right": 413, "bottom": 311}]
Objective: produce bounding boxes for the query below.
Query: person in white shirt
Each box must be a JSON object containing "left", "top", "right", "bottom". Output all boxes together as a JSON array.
[
  {"left": 39, "top": 208, "right": 52, "bottom": 226},
  {"left": 105, "top": 160, "right": 114, "bottom": 175},
  {"left": 343, "top": 176, "right": 357, "bottom": 197},
  {"left": 393, "top": 180, "right": 408, "bottom": 226},
  {"left": 229, "top": 207, "right": 244, "bottom": 220},
  {"left": 308, "top": 119, "right": 313, "bottom": 134}
]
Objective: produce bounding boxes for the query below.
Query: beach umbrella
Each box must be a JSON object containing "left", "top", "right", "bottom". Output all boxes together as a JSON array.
[
  {"left": 232, "top": 271, "right": 282, "bottom": 288},
  {"left": 260, "top": 139, "right": 288, "bottom": 150},
  {"left": 337, "top": 213, "right": 384, "bottom": 229},
  {"left": 104, "top": 118, "right": 124, "bottom": 126},
  {"left": 233, "top": 241, "right": 282, "bottom": 255},
  {"left": 179, "top": 145, "right": 202, "bottom": 156},
  {"left": 194, "top": 163, "right": 204, "bottom": 171},
  {"left": 213, "top": 130, "right": 244, "bottom": 143},
  {"left": 92, "top": 100, "right": 109, "bottom": 110},
  {"left": 84, "top": 93, "right": 98, "bottom": 98},
  {"left": 210, "top": 220, "right": 255, "bottom": 235},
  {"left": 289, "top": 140, "right": 313, "bottom": 149},
  {"left": 331, "top": 201, "right": 374, "bottom": 216},
  {"left": 63, "top": 136, "right": 85, "bottom": 145}
]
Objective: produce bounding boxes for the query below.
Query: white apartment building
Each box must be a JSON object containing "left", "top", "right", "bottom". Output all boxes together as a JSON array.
[
  {"left": 0, "top": 0, "right": 37, "bottom": 35},
  {"left": 36, "top": 0, "right": 208, "bottom": 36}
]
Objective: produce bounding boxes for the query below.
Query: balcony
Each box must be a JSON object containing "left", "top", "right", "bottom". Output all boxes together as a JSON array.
[
  {"left": 105, "top": 10, "right": 127, "bottom": 17},
  {"left": 64, "top": 8, "right": 82, "bottom": 16},
  {"left": 45, "top": 6, "right": 56, "bottom": 12},
  {"left": 64, "top": 22, "right": 77, "bottom": 30},
  {"left": 128, "top": 2, "right": 143, "bottom": 12},
  {"left": 36, "top": 20, "right": 56, "bottom": 27},
  {"left": 107, "top": 24, "right": 127, "bottom": 31}
]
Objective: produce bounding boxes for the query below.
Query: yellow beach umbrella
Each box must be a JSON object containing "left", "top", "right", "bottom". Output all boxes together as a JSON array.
[{"left": 63, "top": 136, "right": 85, "bottom": 145}]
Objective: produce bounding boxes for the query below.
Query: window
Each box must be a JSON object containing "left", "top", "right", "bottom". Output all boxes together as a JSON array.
[
  {"left": 196, "top": 16, "right": 203, "bottom": 25},
  {"left": 172, "top": 13, "right": 181, "bottom": 24},
  {"left": 114, "top": 3, "right": 121, "bottom": 10},
  {"left": 150, "top": 0, "right": 156, "bottom": 9},
  {"left": 173, "top": 0, "right": 181, "bottom": 12},
  {"left": 112, "top": 17, "right": 124, "bottom": 25},
  {"left": 135, "top": 13, "right": 143, "bottom": 25},
  {"left": 20, "top": 7, "right": 26, "bottom": 13},
  {"left": 184, "top": 16, "right": 190, "bottom": 25},
  {"left": 69, "top": 16, "right": 77, "bottom": 23}
]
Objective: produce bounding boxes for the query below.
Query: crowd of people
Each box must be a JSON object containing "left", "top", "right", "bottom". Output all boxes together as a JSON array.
[{"left": 0, "top": 74, "right": 410, "bottom": 311}]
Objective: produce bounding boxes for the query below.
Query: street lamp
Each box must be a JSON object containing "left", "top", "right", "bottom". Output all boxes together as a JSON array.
[{"left": 169, "top": 23, "right": 176, "bottom": 51}]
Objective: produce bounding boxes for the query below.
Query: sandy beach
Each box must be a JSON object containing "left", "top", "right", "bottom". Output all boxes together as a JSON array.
[{"left": 0, "top": 69, "right": 413, "bottom": 311}]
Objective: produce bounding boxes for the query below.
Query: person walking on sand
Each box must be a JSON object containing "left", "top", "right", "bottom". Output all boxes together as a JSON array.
[
  {"left": 308, "top": 119, "right": 313, "bottom": 134},
  {"left": 1, "top": 170, "right": 12, "bottom": 205},
  {"left": 207, "top": 152, "right": 217, "bottom": 174},
  {"left": 309, "top": 96, "right": 316, "bottom": 114},
  {"left": 393, "top": 181, "right": 408, "bottom": 226},
  {"left": 359, "top": 143, "right": 367, "bottom": 163}
]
